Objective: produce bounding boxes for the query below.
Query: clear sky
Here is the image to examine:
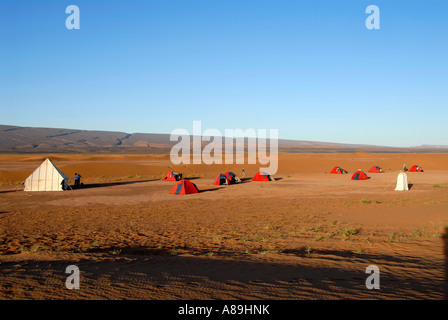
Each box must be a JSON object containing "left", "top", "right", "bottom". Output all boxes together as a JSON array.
[{"left": 1, "top": 0, "right": 447, "bottom": 147}]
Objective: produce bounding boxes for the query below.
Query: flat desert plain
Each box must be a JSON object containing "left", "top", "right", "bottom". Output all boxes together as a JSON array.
[{"left": 0, "top": 153, "right": 448, "bottom": 300}]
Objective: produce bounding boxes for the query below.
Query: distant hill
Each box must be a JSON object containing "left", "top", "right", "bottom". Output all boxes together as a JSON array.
[{"left": 1, "top": 124, "right": 447, "bottom": 154}]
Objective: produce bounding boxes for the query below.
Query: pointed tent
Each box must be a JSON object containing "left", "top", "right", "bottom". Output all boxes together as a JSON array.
[
  {"left": 169, "top": 179, "right": 199, "bottom": 195},
  {"left": 368, "top": 166, "right": 384, "bottom": 173},
  {"left": 330, "top": 167, "right": 347, "bottom": 174},
  {"left": 351, "top": 169, "right": 369, "bottom": 181},
  {"left": 213, "top": 174, "right": 232, "bottom": 185},
  {"left": 224, "top": 171, "right": 240, "bottom": 182},
  {"left": 395, "top": 172, "right": 409, "bottom": 191},
  {"left": 409, "top": 165, "right": 423, "bottom": 172},
  {"left": 163, "top": 171, "right": 182, "bottom": 181},
  {"left": 24, "top": 158, "right": 69, "bottom": 191},
  {"left": 252, "top": 171, "right": 275, "bottom": 181}
]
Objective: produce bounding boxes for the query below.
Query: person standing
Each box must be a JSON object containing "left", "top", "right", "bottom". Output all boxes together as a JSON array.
[{"left": 74, "top": 173, "right": 79, "bottom": 187}]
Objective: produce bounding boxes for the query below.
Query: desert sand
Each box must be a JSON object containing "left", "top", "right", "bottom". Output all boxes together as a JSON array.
[{"left": 0, "top": 153, "right": 447, "bottom": 300}]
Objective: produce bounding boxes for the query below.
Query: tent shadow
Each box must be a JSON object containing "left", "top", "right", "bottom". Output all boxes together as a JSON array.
[
  {"left": 199, "top": 187, "right": 222, "bottom": 193},
  {"left": 184, "top": 177, "right": 201, "bottom": 180},
  {"left": 274, "top": 177, "right": 283, "bottom": 181},
  {"left": 72, "top": 179, "right": 158, "bottom": 190},
  {"left": 408, "top": 183, "right": 413, "bottom": 190},
  {"left": 0, "top": 190, "right": 20, "bottom": 194}
]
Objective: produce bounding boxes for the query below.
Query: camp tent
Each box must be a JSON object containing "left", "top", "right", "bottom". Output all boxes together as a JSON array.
[
  {"left": 224, "top": 171, "right": 240, "bottom": 182},
  {"left": 409, "top": 165, "right": 423, "bottom": 172},
  {"left": 252, "top": 171, "right": 275, "bottom": 181},
  {"left": 213, "top": 174, "right": 233, "bottom": 185},
  {"left": 24, "top": 158, "right": 69, "bottom": 191},
  {"left": 330, "top": 167, "right": 347, "bottom": 174},
  {"left": 164, "top": 171, "right": 182, "bottom": 181},
  {"left": 395, "top": 172, "right": 409, "bottom": 191},
  {"left": 351, "top": 169, "right": 369, "bottom": 181},
  {"left": 368, "top": 166, "right": 384, "bottom": 173},
  {"left": 169, "top": 179, "right": 199, "bottom": 195}
]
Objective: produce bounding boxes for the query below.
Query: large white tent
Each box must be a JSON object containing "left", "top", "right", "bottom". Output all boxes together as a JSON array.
[
  {"left": 395, "top": 171, "right": 409, "bottom": 191},
  {"left": 24, "top": 158, "right": 69, "bottom": 191}
]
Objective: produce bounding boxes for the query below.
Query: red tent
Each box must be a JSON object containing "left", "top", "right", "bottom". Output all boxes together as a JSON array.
[
  {"left": 164, "top": 171, "right": 181, "bottom": 181},
  {"left": 368, "top": 166, "right": 384, "bottom": 173},
  {"left": 351, "top": 169, "right": 369, "bottom": 180},
  {"left": 330, "top": 167, "right": 347, "bottom": 174},
  {"left": 409, "top": 165, "right": 423, "bottom": 172},
  {"left": 223, "top": 172, "right": 240, "bottom": 182},
  {"left": 252, "top": 171, "right": 274, "bottom": 181},
  {"left": 169, "top": 179, "right": 199, "bottom": 195},
  {"left": 213, "top": 174, "right": 233, "bottom": 185}
]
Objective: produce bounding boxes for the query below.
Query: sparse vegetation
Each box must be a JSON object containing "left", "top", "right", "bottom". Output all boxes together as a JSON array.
[
  {"left": 340, "top": 228, "right": 360, "bottom": 237},
  {"left": 110, "top": 248, "right": 122, "bottom": 255},
  {"left": 411, "top": 229, "right": 422, "bottom": 237}
]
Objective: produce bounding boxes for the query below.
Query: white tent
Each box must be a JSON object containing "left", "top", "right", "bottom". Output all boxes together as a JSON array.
[
  {"left": 395, "top": 171, "right": 409, "bottom": 191},
  {"left": 24, "top": 158, "right": 69, "bottom": 191}
]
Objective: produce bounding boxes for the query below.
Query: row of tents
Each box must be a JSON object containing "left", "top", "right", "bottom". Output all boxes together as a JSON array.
[
  {"left": 330, "top": 165, "right": 424, "bottom": 181},
  {"left": 22, "top": 159, "right": 276, "bottom": 193},
  {"left": 22, "top": 158, "right": 422, "bottom": 193},
  {"left": 166, "top": 170, "right": 275, "bottom": 194}
]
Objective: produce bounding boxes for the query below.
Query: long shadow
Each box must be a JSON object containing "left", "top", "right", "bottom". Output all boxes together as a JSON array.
[
  {"left": 72, "top": 179, "right": 158, "bottom": 190},
  {"left": 0, "top": 190, "right": 21, "bottom": 194},
  {"left": 199, "top": 187, "right": 222, "bottom": 193},
  {"left": 408, "top": 183, "right": 414, "bottom": 190},
  {"left": 274, "top": 177, "right": 283, "bottom": 181},
  {"left": 1, "top": 245, "right": 444, "bottom": 300},
  {"left": 183, "top": 177, "right": 201, "bottom": 180}
]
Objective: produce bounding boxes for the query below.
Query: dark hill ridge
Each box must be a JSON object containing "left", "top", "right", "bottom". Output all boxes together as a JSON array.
[{"left": 0, "top": 124, "right": 447, "bottom": 154}]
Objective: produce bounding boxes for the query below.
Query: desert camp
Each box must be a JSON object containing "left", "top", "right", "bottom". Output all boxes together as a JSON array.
[{"left": 1, "top": 0, "right": 448, "bottom": 308}]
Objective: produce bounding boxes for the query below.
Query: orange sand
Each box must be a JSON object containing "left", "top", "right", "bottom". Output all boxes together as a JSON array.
[{"left": 0, "top": 153, "right": 447, "bottom": 299}]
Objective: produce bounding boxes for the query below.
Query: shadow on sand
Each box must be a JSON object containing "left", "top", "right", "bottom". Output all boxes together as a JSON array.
[
  {"left": 71, "top": 179, "right": 158, "bottom": 190},
  {"left": 0, "top": 190, "right": 21, "bottom": 194},
  {"left": 199, "top": 187, "right": 222, "bottom": 193},
  {"left": 1, "top": 245, "right": 445, "bottom": 300},
  {"left": 444, "top": 227, "right": 448, "bottom": 299}
]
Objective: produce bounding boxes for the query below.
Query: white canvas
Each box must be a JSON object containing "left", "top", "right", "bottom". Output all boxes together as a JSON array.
[
  {"left": 395, "top": 172, "right": 409, "bottom": 191},
  {"left": 24, "top": 159, "right": 69, "bottom": 191}
]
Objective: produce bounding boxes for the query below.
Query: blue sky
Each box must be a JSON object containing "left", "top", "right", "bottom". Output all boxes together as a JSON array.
[{"left": 1, "top": 0, "right": 447, "bottom": 147}]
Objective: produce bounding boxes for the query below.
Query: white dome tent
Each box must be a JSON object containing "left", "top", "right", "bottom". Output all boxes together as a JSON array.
[{"left": 24, "top": 158, "right": 69, "bottom": 191}]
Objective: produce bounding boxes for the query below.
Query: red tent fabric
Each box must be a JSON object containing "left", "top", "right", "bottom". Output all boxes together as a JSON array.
[
  {"left": 223, "top": 172, "right": 240, "bottom": 182},
  {"left": 164, "top": 171, "right": 181, "bottom": 181},
  {"left": 351, "top": 170, "right": 369, "bottom": 180},
  {"left": 368, "top": 166, "right": 384, "bottom": 173},
  {"left": 409, "top": 165, "right": 423, "bottom": 172},
  {"left": 252, "top": 171, "right": 274, "bottom": 181},
  {"left": 213, "top": 174, "right": 232, "bottom": 185},
  {"left": 330, "top": 167, "right": 347, "bottom": 174},
  {"left": 169, "top": 179, "right": 199, "bottom": 195}
]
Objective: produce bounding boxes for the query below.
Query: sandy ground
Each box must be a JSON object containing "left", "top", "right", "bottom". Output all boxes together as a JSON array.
[{"left": 0, "top": 153, "right": 448, "bottom": 300}]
